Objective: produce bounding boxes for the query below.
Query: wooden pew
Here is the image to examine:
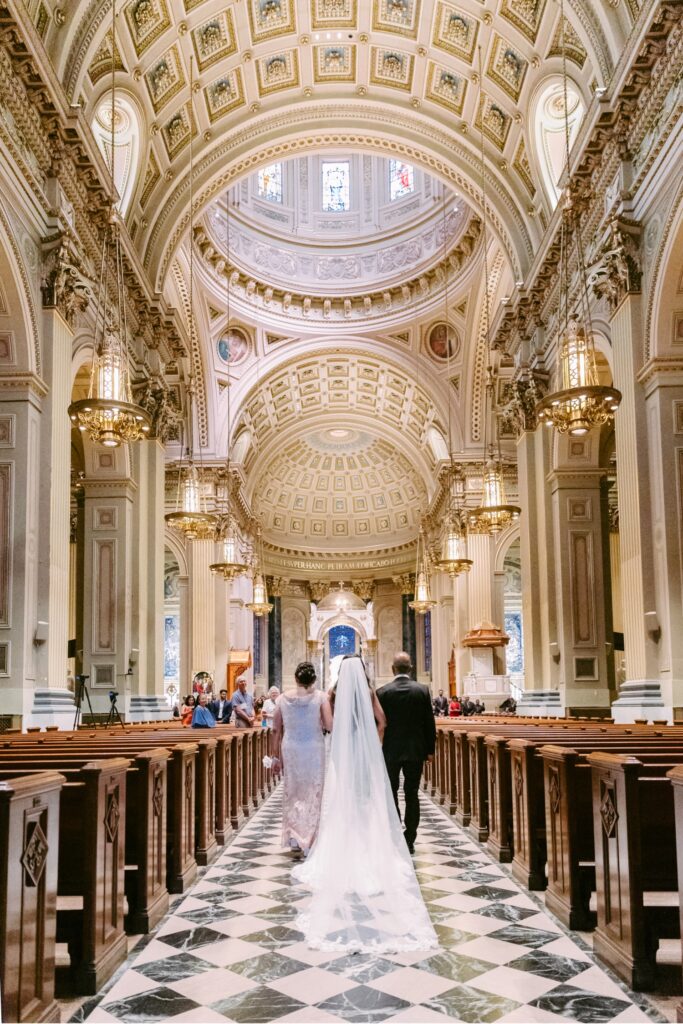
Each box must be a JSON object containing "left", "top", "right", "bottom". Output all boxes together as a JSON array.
[
  {"left": 588, "top": 752, "right": 681, "bottom": 991},
  {"left": 0, "top": 771, "right": 64, "bottom": 1024}
]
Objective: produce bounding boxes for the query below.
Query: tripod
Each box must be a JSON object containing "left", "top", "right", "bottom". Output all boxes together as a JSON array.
[
  {"left": 105, "top": 694, "right": 125, "bottom": 729},
  {"left": 73, "top": 675, "right": 94, "bottom": 729}
]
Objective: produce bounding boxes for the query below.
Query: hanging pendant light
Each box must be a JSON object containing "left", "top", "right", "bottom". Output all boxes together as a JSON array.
[
  {"left": 468, "top": 52, "right": 520, "bottom": 536},
  {"left": 165, "top": 59, "right": 216, "bottom": 542},
  {"left": 436, "top": 466, "right": 473, "bottom": 577},
  {"left": 246, "top": 526, "right": 273, "bottom": 616},
  {"left": 210, "top": 189, "right": 247, "bottom": 579},
  {"left": 535, "top": 0, "right": 620, "bottom": 435},
  {"left": 409, "top": 525, "right": 436, "bottom": 614},
  {"left": 68, "top": 0, "right": 150, "bottom": 447},
  {"left": 165, "top": 384, "right": 217, "bottom": 540}
]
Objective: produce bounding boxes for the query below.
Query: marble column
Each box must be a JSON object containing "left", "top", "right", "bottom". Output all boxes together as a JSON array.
[
  {"left": 0, "top": 379, "right": 44, "bottom": 724},
  {"left": 429, "top": 571, "right": 454, "bottom": 694},
  {"left": 80, "top": 477, "right": 136, "bottom": 713},
  {"left": 641, "top": 370, "right": 683, "bottom": 716},
  {"left": 516, "top": 425, "right": 559, "bottom": 693},
  {"left": 131, "top": 439, "right": 165, "bottom": 697},
  {"left": 188, "top": 539, "right": 216, "bottom": 678},
  {"left": 268, "top": 595, "right": 282, "bottom": 687},
  {"left": 549, "top": 455, "right": 614, "bottom": 714},
  {"left": 177, "top": 574, "right": 190, "bottom": 692},
  {"left": 31, "top": 308, "right": 73, "bottom": 724},
  {"left": 609, "top": 293, "right": 663, "bottom": 717}
]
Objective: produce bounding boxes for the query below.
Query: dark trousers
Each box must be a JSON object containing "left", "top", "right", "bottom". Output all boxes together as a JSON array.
[{"left": 384, "top": 758, "right": 423, "bottom": 846}]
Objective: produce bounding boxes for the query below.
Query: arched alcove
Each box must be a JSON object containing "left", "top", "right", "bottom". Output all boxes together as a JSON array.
[{"left": 530, "top": 75, "right": 585, "bottom": 209}]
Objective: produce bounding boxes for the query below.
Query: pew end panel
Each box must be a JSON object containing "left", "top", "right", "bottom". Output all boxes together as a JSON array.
[
  {"left": 125, "top": 749, "right": 170, "bottom": 934},
  {"left": 0, "top": 771, "right": 64, "bottom": 1024},
  {"left": 485, "top": 736, "right": 512, "bottom": 863},
  {"left": 508, "top": 739, "right": 547, "bottom": 891}
]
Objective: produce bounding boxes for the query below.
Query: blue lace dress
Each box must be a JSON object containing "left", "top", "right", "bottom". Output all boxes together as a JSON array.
[{"left": 279, "top": 690, "right": 326, "bottom": 853}]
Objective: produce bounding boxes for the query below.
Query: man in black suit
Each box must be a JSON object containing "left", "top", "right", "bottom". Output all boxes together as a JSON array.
[
  {"left": 433, "top": 689, "right": 449, "bottom": 716},
  {"left": 211, "top": 688, "right": 233, "bottom": 724},
  {"left": 377, "top": 651, "right": 437, "bottom": 854}
]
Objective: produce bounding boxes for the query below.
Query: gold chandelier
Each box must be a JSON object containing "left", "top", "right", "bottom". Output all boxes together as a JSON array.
[
  {"left": 246, "top": 526, "right": 273, "bottom": 616},
  {"left": 165, "top": 390, "right": 217, "bottom": 541},
  {"left": 408, "top": 525, "right": 436, "bottom": 614},
  {"left": 210, "top": 193, "right": 248, "bottom": 579},
  {"left": 468, "top": 60, "right": 520, "bottom": 536},
  {"left": 535, "top": 1, "right": 620, "bottom": 435},
  {"left": 436, "top": 468, "right": 473, "bottom": 577},
  {"left": 68, "top": 0, "right": 150, "bottom": 448}
]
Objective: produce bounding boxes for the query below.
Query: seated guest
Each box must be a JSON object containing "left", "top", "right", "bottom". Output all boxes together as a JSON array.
[
  {"left": 261, "top": 686, "right": 280, "bottom": 729},
  {"left": 180, "top": 694, "right": 196, "bottom": 727},
  {"left": 449, "top": 696, "right": 461, "bottom": 717},
  {"left": 499, "top": 696, "right": 517, "bottom": 714},
  {"left": 191, "top": 692, "right": 216, "bottom": 728},
  {"left": 460, "top": 696, "right": 474, "bottom": 716},
  {"left": 233, "top": 677, "right": 255, "bottom": 727},
  {"left": 473, "top": 699, "right": 485, "bottom": 714},
  {"left": 211, "top": 688, "right": 232, "bottom": 724}
]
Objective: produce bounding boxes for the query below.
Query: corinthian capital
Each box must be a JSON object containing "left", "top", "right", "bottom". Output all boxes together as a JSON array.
[
  {"left": 40, "top": 235, "right": 93, "bottom": 326},
  {"left": 587, "top": 216, "right": 642, "bottom": 313}
]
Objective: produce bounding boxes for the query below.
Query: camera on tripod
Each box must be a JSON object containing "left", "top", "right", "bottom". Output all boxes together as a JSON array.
[{"left": 108, "top": 690, "right": 119, "bottom": 703}]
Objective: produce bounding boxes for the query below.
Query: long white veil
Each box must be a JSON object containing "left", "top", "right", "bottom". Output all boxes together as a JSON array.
[{"left": 292, "top": 657, "right": 437, "bottom": 953}]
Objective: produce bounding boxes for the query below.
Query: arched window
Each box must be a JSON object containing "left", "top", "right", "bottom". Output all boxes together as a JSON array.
[
  {"left": 531, "top": 76, "right": 585, "bottom": 208},
  {"left": 91, "top": 93, "right": 142, "bottom": 217},
  {"left": 257, "top": 163, "right": 283, "bottom": 203},
  {"left": 389, "top": 160, "right": 414, "bottom": 201}
]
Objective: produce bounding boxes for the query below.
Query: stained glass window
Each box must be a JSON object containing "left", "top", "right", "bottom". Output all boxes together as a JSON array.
[
  {"left": 257, "top": 162, "right": 282, "bottom": 203},
  {"left": 389, "top": 160, "right": 414, "bottom": 201},
  {"left": 322, "top": 161, "right": 350, "bottom": 212}
]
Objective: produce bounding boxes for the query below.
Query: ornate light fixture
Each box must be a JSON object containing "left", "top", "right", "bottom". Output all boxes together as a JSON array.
[
  {"left": 246, "top": 526, "right": 273, "bottom": 616},
  {"left": 409, "top": 525, "right": 436, "bottom": 614},
  {"left": 468, "top": 53, "right": 520, "bottom": 536},
  {"left": 535, "top": 0, "right": 620, "bottom": 435},
  {"left": 68, "top": 0, "right": 150, "bottom": 448},
  {"left": 210, "top": 192, "right": 247, "bottom": 579},
  {"left": 165, "top": 385, "right": 217, "bottom": 540},
  {"left": 165, "top": 65, "right": 216, "bottom": 541},
  {"left": 437, "top": 467, "right": 473, "bottom": 577}
]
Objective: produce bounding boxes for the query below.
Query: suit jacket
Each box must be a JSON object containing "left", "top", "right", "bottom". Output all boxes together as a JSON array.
[
  {"left": 210, "top": 698, "right": 233, "bottom": 724},
  {"left": 376, "top": 675, "right": 437, "bottom": 763}
]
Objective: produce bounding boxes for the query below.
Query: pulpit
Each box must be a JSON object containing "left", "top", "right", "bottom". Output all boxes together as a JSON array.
[{"left": 227, "top": 648, "right": 252, "bottom": 693}]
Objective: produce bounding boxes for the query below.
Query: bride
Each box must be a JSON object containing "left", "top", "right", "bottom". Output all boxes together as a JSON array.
[{"left": 292, "top": 654, "right": 437, "bottom": 953}]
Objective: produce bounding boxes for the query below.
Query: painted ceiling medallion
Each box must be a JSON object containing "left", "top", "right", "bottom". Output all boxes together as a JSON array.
[
  {"left": 499, "top": 0, "right": 545, "bottom": 44},
  {"left": 192, "top": 11, "right": 238, "bottom": 72},
  {"left": 256, "top": 49, "right": 300, "bottom": 94},
  {"left": 205, "top": 68, "right": 245, "bottom": 122},
  {"left": 370, "top": 47, "right": 414, "bottom": 90},
  {"left": 487, "top": 35, "right": 528, "bottom": 102},
  {"left": 476, "top": 95, "right": 512, "bottom": 150},
  {"left": 248, "top": 0, "right": 297, "bottom": 43},
  {"left": 432, "top": 2, "right": 478, "bottom": 63},
  {"left": 426, "top": 61, "right": 467, "bottom": 113},
  {"left": 161, "top": 101, "right": 195, "bottom": 159},
  {"left": 145, "top": 44, "right": 185, "bottom": 113},
  {"left": 313, "top": 44, "right": 356, "bottom": 81},
  {"left": 310, "top": 0, "right": 357, "bottom": 28},
  {"left": 372, "top": 0, "right": 420, "bottom": 39},
  {"left": 124, "top": 0, "right": 171, "bottom": 57},
  {"left": 217, "top": 326, "right": 250, "bottom": 365}
]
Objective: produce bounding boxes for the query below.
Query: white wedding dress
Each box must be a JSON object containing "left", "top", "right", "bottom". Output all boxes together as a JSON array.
[{"left": 292, "top": 657, "right": 437, "bottom": 953}]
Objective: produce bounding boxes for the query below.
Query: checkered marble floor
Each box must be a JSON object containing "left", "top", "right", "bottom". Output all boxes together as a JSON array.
[{"left": 75, "top": 789, "right": 664, "bottom": 1024}]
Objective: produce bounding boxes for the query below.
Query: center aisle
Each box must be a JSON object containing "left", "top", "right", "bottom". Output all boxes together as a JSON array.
[{"left": 82, "top": 790, "right": 659, "bottom": 1024}]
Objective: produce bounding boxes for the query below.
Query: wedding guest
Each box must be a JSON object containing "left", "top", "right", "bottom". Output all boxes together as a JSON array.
[
  {"left": 191, "top": 692, "right": 216, "bottom": 728},
  {"left": 499, "top": 696, "right": 517, "bottom": 714},
  {"left": 271, "top": 662, "right": 333, "bottom": 855},
  {"left": 261, "top": 686, "right": 280, "bottom": 729},
  {"left": 448, "top": 696, "right": 461, "bottom": 717},
  {"left": 180, "top": 694, "right": 196, "bottom": 727},
  {"left": 233, "top": 677, "right": 255, "bottom": 728},
  {"left": 434, "top": 690, "right": 449, "bottom": 716},
  {"left": 211, "top": 688, "right": 233, "bottom": 724}
]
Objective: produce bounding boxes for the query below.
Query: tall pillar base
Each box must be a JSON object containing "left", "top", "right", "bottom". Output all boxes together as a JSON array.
[
  {"left": 516, "top": 689, "right": 565, "bottom": 718},
  {"left": 125, "top": 694, "right": 173, "bottom": 722},
  {"left": 24, "top": 688, "right": 76, "bottom": 729},
  {"left": 611, "top": 681, "right": 671, "bottom": 724}
]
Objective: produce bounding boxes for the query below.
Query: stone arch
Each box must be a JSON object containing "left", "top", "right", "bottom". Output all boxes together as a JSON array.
[
  {"left": 648, "top": 183, "right": 683, "bottom": 361},
  {"left": 0, "top": 201, "right": 40, "bottom": 376}
]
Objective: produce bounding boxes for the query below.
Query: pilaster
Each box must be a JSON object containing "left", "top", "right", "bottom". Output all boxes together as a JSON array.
[
  {"left": 131, "top": 439, "right": 165, "bottom": 696},
  {"left": 188, "top": 540, "right": 216, "bottom": 678}
]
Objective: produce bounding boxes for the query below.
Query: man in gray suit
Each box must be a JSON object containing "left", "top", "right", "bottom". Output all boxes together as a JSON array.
[{"left": 377, "top": 651, "right": 437, "bottom": 854}]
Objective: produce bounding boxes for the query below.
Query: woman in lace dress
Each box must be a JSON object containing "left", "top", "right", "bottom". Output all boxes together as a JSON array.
[{"left": 271, "top": 662, "right": 333, "bottom": 854}]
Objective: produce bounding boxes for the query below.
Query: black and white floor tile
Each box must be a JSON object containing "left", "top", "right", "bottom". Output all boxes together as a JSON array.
[{"left": 76, "top": 791, "right": 665, "bottom": 1024}]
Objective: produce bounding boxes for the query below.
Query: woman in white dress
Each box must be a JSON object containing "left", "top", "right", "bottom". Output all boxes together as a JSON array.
[{"left": 293, "top": 655, "right": 437, "bottom": 954}]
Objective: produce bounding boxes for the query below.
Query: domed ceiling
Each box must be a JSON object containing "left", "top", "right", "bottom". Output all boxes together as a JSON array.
[{"left": 252, "top": 428, "right": 427, "bottom": 550}]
